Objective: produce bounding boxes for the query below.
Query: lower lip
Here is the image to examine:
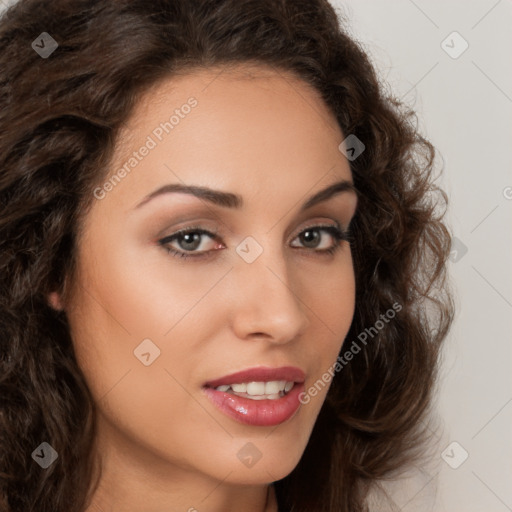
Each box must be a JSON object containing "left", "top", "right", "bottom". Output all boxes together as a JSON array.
[{"left": 202, "top": 383, "right": 304, "bottom": 427}]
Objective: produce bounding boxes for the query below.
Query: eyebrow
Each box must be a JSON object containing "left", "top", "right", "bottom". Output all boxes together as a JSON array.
[{"left": 134, "top": 179, "right": 356, "bottom": 212}]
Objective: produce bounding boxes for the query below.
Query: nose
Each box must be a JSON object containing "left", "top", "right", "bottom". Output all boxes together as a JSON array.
[{"left": 229, "top": 244, "right": 311, "bottom": 344}]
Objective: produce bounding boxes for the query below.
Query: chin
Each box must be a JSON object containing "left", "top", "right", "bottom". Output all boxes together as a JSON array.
[{"left": 196, "top": 426, "right": 311, "bottom": 485}]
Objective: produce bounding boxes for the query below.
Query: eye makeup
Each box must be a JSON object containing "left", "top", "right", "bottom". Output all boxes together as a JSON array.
[{"left": 158, "top": 222, "right": 352, "bottom": 260}]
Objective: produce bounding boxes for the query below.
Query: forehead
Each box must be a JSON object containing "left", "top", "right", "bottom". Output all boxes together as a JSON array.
[
  {"left": 115, "top": 62, "right": 343, "bottom": 159},
  {"left": 100, "top": 63, "right": 351, "bottom": 215}
]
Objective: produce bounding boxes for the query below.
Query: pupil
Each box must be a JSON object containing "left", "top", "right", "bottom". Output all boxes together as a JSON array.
[
  {"left": 181, "top": 232, "right": 200, "bottom": 250},
  {"left": 302, "top": 230, "right": 319, "bottom": 248}
]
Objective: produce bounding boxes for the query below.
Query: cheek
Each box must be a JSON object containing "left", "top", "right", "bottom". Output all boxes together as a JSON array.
[
  {"left": 71, "top": 220, "right": 223, "bottom": 346},
  {"left": 303, "top": 248, "right": 356, "bottom": 338},
  {"left": 65, "top": 231, "right": 171, "bottom": 402},
  {"left": 298, "top": 252, "right": 356, "bottom": 406},
  {"left": 66, "top": 242, "right": 219, "bottom": 464},
  {"left": 66, "top": 225, "right": 230, "bottom": 409}
]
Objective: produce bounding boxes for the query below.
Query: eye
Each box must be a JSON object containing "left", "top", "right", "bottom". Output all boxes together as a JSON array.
[
  {"left": 158, "top": 225, "right": 220, "bottom": 259},
  {"left": 290, "top": 224, "right": 350, "bottom": 256},
  {"left": 158, "top": 223, "right": 351, "bottom": 260}
]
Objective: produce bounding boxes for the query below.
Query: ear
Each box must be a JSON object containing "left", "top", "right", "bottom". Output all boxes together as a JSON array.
[{"left": 47, "top": 291, "right": 64, "bottom": 311}]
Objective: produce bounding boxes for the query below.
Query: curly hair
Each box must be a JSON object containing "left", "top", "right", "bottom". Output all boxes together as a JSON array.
[{"left": 0, "top": 0, "right": 454, "bottom": 511}]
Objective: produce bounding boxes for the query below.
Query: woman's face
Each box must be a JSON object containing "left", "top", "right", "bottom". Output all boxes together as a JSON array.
[{"left": 57, "top": 64, "right": 357, "bottom": 501}]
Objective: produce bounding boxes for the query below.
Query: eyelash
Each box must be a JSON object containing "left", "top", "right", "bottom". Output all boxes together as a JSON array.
[{"left": 158, "top": 223, "right": 351, "bottom": 261}]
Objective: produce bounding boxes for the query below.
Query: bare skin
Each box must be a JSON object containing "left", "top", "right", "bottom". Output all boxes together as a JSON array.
[{"left": 49, "top": 64, "right": 357, "bottom": 512}]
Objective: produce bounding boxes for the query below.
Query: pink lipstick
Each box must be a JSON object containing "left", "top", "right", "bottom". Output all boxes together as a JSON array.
[{"left": 202, "top": 366, "right": 305, "bottom": 427}]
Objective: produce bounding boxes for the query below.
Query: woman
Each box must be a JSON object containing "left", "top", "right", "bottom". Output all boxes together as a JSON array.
[{"left": 0, "top": 0, "right": 454, "bottom": 511}]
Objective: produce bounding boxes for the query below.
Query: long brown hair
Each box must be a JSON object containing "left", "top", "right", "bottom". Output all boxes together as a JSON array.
[{"left": 0, "top": 1, "right": 454, "bottom": 510}]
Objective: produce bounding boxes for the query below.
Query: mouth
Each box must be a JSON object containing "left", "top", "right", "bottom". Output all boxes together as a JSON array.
[
  {"left": 202, "top": 366, "right": 306, "bottom": 427},
  {"left": 207, "top": 380, "right": 296, "bottom": 400}
]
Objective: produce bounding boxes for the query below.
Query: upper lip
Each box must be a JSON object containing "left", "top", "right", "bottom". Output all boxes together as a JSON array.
[{"left": 204, "top": 366, "right": 306, "bottom": 388}]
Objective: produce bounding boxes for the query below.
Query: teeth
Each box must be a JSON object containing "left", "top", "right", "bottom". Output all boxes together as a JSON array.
[
  {"left": 246, "top": 382, "right": 265, "bottom": 395},
  {"left": 247, "top": 393, "right": 281, "bottom": 400},
  {"left": 264, "top": 381, "right": 281, "bottom": 395},
  {"left": 214, "top": 380, "right": 295, "bottom": 398}
]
